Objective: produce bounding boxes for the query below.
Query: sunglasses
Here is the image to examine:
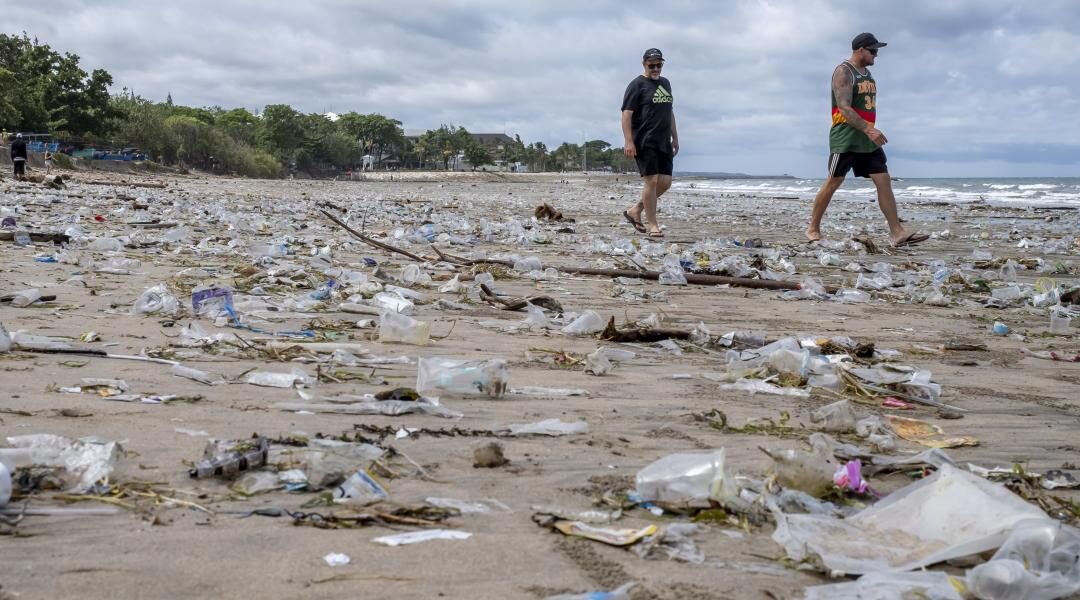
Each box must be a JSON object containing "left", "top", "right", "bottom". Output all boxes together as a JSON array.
[
  {"left": 864, "top": 48, "right": 878, "bottom": 56},
  {"left": 645, "top": 63, "right": 664, "bottom": 70}
]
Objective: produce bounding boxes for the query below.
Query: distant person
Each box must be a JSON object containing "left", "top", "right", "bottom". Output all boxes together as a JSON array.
[
  {"left": 621, "top": 48, "right": 678, "bottom": 238},
  {"left": 44, "top": 149, "right": 53, "bottom": 175},
  {"left": 10, "top": 133, "right": 28, "bottom": 181},
  {"left": 806, "top": 33, "right": 927, "bottom": 247}
]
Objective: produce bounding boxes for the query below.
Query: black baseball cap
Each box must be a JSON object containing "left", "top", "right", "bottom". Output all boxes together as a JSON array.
[
  {"left": 851, "top": 33, "right": 886, "bottom": 51},
  {"left": 642, "top": 48, "right": 664, "bottom": 61}
]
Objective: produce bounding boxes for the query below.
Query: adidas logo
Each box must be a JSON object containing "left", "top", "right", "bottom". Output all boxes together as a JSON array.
[{"left": 652, "top": 85, "right": 672, "bottom": 104}]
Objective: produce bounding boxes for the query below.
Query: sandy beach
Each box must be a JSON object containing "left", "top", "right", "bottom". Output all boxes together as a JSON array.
[{"left": 2, "top": 170, "right": 1079, "bottom": 599}]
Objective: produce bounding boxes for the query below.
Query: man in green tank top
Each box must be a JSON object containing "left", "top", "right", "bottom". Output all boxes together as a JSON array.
[{"left": 806, "top": 33, "right": 928, "bottom": 248}]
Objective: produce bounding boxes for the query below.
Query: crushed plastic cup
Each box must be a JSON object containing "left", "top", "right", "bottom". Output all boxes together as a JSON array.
[
  {"left": 561, "top": 310, "right": 606, "bottom": 335},
  {"left": 372, "top": 291, "right": 414, "bottom": 315},
  {"left": 634, "top": 449, "right": 735, "bottom": 508},
  {"left": 9, "top": 288, "right": 43, "bottom": 307},
  {"left": 133, "top": 283, "right": 180, "bottom": 315},
  {"left": 0, "top": 462, "right": 11, "bottom": 506},
  {"left": 658, "top": 270, "right": 688, "bottom": 285},
  {"left": 992, "top": 286, "right": 1023, "bottom": 301},
  {"left": 244, "top": 369, "right": 310, "bottom": 388},
  {"left": 416, "top": 357, "right": 508, "bottom": 397},
  {"left": 512, "top": 255, "right": 543, "bottom": 272},
  {"left": 399, "top": 264, "right": 432, "bottom": 286},
  {"left": 87, "top": 237, "right": 124, "bottom": 252},
  {"left": 1050, "top": 309, "right": 1072, "bottom": 334},
  {"left": 507, "top": 419, "right": 589, "bottom": 436},
  {"left": 378, "top": 309, "right": 430, "bottom": 345},
  {"left": 833, "top": 288, "right": 870, "bottom": 303},
  {"left": 993, "top": 322, "right": 1010, "bottom": 336},
  {"left": 334, "top": 469, "right": 388, "bottom": 505},
  {"left": 810, "top": 399, "right": 856, "bottom": 433}
]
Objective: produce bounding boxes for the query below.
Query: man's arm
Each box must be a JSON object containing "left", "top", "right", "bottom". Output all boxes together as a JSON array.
[
  {"left": 832, "top": 65, "right": 886, "bottom": 146},
  {"left": 622, "top": 110, "right": 636, "bottom": 157},
  {"left": 670, "top": 112, "right": 679, "bottom": 156}
]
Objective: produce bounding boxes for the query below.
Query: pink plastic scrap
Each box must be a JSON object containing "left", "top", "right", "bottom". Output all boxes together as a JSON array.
[
  {"left": 833, "top": 459, "right": 878, "bottom": 496},
  {"left": 882, "top": 397, "right": 914, "bottom": 409}
]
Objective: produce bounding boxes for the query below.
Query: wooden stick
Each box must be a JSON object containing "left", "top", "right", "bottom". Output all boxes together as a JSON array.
[
  {"left": 319, "top": 209, "right": 427, "bottom": 263},
  {"left": 0, "top": 231, "right": 71, "bottom": 244},
  {"left": 427, "top": 245, "right": 813, "bottom": 291}
]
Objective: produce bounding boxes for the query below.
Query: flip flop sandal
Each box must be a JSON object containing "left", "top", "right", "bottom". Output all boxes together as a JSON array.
[
  {"left": 623, "top": 210, "right": 646, "bottom": 233},
  {"left": 892, "top": 232, "right": 930, "bottom": 248},
  {"left": 647, "top": 230, "right": 665, "bottom": 238}
]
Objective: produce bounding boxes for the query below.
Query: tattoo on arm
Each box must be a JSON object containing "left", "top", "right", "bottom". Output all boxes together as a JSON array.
[{"left": 832, "top": 65, "right": 870, "bottom": 133}]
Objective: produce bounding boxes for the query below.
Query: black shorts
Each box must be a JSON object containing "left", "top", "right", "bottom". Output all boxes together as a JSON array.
[
  {"left": 828, "top": 148, "right": 887, "bottom": 178},
  {"left": 13, "top": 161, "right": 25, "bottom": 177},
  {"left": 635, "top": 147, "right": 673, "bottom": 177}
]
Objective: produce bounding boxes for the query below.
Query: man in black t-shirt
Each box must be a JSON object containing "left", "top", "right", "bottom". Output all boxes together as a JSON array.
[{"left": 621, "top": 48, "right": 678, "bottom": 238}]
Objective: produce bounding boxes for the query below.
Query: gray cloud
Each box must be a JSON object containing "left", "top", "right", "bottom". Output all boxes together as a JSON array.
[{"left": 7, "top": 0, "right": 1080, "bottom": 176}]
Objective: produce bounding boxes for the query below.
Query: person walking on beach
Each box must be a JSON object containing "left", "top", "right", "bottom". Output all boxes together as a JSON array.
[
  {"left": 10, "top": 133, "right": 28, "bottom": 181},
  {"left": 621, "top": 48, "right": 678, "bottom": 238},
  {"left": 806, "top": 33, "right": 927, "bottom": 247}
]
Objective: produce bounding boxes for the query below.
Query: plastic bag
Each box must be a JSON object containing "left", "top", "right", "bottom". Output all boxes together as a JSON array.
[
  {"left": 966, "top": 519, "right": 1080, "bottom": 600},
  {"left": 5, "top": 434, "right": 117, "bottom": 493},
  {"left": 772, "top": 464, "right": 1049, "bottom": 574}
]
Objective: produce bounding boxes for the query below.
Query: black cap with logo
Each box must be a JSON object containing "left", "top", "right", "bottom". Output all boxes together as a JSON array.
[
  {"left": 851, "top": 33, "right": 886, "bottom": 51},
  {"left": 642, "top": 48, "right": 664, "bottom": 61}
]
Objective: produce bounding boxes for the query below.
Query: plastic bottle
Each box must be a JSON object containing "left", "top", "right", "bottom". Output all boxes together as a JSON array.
[{"left": 378, "top": 309, "right": 430, "bottom": 345}]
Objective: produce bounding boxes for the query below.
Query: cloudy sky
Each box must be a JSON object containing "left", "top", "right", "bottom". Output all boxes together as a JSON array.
[{"left": 8, "top": 1, "right": 1080, "bottom": 177}]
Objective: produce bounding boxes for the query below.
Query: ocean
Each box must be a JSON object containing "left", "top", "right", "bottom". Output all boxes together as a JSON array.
[{"left": 671, "top": 176, "right": 1080, "bottom": 208}]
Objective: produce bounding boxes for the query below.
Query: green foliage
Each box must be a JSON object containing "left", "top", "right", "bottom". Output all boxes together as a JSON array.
[
  {"left": 1, "top": 32, "right": 644, "bottom": 177},
  {"left": 463, "top": 141, "right": 492, "bottom": 169},
  {"left": 0, "top": 32, "right": 116, "bottom": 138}
]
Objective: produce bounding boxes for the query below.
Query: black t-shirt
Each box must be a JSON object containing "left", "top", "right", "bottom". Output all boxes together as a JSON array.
[{"left": 621, "top": 75, "right": 674, "bottom": 153}]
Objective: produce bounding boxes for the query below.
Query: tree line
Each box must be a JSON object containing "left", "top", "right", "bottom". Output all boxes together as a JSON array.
[{"left": 1, "top": 33, "right": 637, "bottom": 178}]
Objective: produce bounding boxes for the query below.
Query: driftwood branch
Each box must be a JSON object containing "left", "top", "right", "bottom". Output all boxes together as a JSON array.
[
  {"left": 478, "top": 283, "right": 563, "bottom": 312},
  {"left": 319, "top": 208, "right": 427, "bottom": 263},
  {"left": 599, "top": 316, "right": 693, "bottom": 343},
  {"left": 79, "top": 180, "right": 167, "bottom": 189}
]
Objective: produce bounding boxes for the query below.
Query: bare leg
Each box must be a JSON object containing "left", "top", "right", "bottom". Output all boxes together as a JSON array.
[
  {"left": 629, "top": 174, "right": 671, "bottom": 223},
  {"left": 655, "top": 174, "right": 672, "bottom": 198},
  {"left": 638, "top": 175, "right": 661, "bottom": 234},
  {"left": 807, "top": 176, "right": 845, "bottom": 241},
  {"left": 869, "top": 173, "right": 910, "bottom": 244}
]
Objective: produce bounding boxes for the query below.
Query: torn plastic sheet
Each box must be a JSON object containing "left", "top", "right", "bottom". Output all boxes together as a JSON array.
[
  {"left": 5, "top": 434, "right": 118, "bottom": 493},
  {"left": 804, "top": 571, "right": 965, "bottom": 600},
  {"left": 772, "top": 464, "right": 1048, "bottom": 575}
]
